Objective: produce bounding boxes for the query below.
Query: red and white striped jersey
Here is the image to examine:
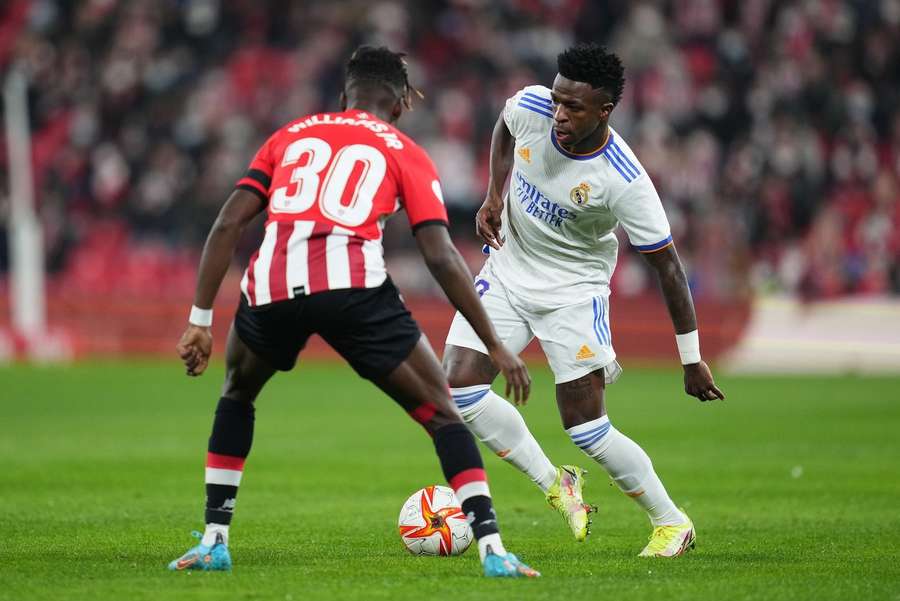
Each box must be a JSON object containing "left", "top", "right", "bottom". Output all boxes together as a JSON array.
[{"left": 234, "top": 110, "right": 448, "bottom": 306}]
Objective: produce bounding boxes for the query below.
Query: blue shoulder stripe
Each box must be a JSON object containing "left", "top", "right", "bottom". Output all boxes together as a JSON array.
[
  {"left": 517, "top": 102, "right": 553, "bottom": 119},
  {"left": 612, "top": 150, "right": 638, "bottom": 180},
  {"left": 610, "top": 143, "right": 640, "bottom": 178},
  {"left": 518, "top": 95, "right": 553, "bottom": 110},
  {"left": 603, "top": 149, "right": 634, "bottom": 182},
  {"left": 522, "top": 92, "right": 552, "bottom": 106},
  {"left": 518, "top": 96, "right": 554, "bottom": 112}
]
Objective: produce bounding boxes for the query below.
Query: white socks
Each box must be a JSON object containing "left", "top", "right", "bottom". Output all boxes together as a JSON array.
[
  {"left": 201, "top": 523, "right": 229, "bottom": 547},
  {"left": 476, "top": 533, "right": 507, "bottom": 562},
  {"left": 451, "top": 386, "right": 558, "bottom": 492},
  {"left": 567, "top": 416, "right": 685, "bottom": 526},
  {"left": 450, "top": 385, "right": 684, "bottom": 528}
]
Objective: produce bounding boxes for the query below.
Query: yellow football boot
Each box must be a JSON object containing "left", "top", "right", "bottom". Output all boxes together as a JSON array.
[
  {"left": 638, "top": 512, "right": 696, "bottom": 557},
  {"left": 545, "top": 465, "right": 596, "bottom": 542}
]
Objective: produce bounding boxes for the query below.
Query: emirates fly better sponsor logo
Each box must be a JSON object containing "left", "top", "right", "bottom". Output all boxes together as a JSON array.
[{"left": 514, "top": 171, "right": 577, "bottom": 228}]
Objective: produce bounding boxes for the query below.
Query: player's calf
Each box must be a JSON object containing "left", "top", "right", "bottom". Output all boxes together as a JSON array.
[
  {"left": 449, "top": 384, "right": 558, "bottom": 492},
  {"left": 448, "top": 383, "right": 596, "bottom": 542},
  {"left": 433, "top": 423, "right": 499, "bottom": 552},
  {"left": 432, "top": 422, "right": 538, "bottom": 576},
  {"left": 380, "top": 340, "right": 538, "bottom": 576},
  {"left": 168, "top": 395, "right": 254, "bottom": 572}
]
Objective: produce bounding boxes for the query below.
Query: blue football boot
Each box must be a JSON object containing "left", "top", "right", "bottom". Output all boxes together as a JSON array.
[
  {"left": 482, "top": 547, "right": 540, "bottom": 578},
  {"left": 167, "top": 531, "right": 232, "bottom": 571}
]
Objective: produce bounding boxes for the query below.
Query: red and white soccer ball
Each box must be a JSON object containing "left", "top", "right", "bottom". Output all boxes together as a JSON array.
[{"left": 398, "top": 485, "right": 473, "bottom": 556}]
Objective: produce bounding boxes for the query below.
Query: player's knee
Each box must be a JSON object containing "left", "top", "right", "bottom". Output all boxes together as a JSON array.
[
  {"left": 221, "top": 367, "right": 262, "bottom": 405},
  {"left": 430, "top": 404, "right": 464, "bottom": 431},
  {"left": 432, "top": 384, "right": 465, "bottom": 425},
  {"left": 442, "top": 353, "right": 467, "bottom": 387},
  {"left": 556, "top": 373, "right": 605, "bottom": 429},
  {"left": 443, "top": 346, "right": 495, "bottom": 388},
  {"left": 407, "top": 385, "right": 464, "bottom": 434},
  {"left": 407, "top": 401, "right": 463, "bottom": 436}
]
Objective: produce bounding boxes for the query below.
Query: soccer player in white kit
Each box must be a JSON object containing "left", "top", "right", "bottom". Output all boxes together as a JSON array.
[{"left": 443, "top": 43, "right": 726, "bottom": 557}]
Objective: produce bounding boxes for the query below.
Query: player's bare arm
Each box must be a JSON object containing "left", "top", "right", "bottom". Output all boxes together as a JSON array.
[
  {"left": 475, "top": 114, "right": 515, "bottom": 250},
  {"left": 177, "top": 189, "right": 266, "bottom": 377},
  {"left": 414, "top": 224, "right": 531, "bottom": 403},
  {"left": 641, "top": 244, "right": 726, "bottom": 402}
]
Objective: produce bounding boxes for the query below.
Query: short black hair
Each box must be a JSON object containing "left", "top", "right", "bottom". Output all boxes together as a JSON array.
[
  {"left": 557, "top": 43, "right": 625, "bottom": 106},
  {"left": 345, "top": 45, "right": 415, "bottom": 106}
]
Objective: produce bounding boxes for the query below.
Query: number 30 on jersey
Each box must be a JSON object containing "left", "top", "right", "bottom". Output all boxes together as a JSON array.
[{"left": 270, "top": 137, "right": 386, "bottom": 227}]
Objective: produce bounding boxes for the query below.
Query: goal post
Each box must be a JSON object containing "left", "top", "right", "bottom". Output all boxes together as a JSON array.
[{"left": 4, "top": 67, "right": 46, "bottom": 344}]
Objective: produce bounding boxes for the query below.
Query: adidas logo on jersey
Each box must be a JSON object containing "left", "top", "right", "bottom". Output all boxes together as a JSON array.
[
  {"left": 518, "top": 147, "right": 531, "bottom": 163},
  {"left": 575, "top": 345, "right": 596, "bottom": 360}
]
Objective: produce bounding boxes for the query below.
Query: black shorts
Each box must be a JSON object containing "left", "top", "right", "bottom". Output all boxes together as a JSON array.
[{"left": 233, "top": 277, "right": 421, "bottom": 379}]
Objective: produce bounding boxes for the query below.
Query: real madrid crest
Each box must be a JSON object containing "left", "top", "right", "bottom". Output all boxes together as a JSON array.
[{"left": 570, "top": 182, "right": 591, "bottom": 205}]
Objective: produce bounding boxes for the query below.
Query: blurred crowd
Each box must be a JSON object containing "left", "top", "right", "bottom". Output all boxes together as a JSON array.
[{"left": 1, "top": 0, "right": 898, "bottom": 300}]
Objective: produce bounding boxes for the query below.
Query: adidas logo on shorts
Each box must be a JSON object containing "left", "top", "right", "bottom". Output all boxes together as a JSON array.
[{"left": 575, "top": 345, "right": 596, "bottom": 360}]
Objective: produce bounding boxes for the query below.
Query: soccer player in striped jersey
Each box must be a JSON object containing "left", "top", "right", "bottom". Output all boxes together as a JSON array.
[
  {"left": 443, "top": 43, "right": 725, "bottom": 557},
  {"left": 168, "top": 46, "right": 538, "bottom": 578}
]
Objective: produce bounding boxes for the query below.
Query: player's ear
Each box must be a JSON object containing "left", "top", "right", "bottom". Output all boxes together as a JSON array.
[
  {"left": 390, "top": 98, "right": 403, "bottom": 123},
  {"left": 600, "top": 101, "right": 614, "bottom": 120},
  {"left": 339, "top": 91, "right": 348, "bottom": 111},
  {"left": 593, "top": 89, "right": 614, "bottom": 121}
]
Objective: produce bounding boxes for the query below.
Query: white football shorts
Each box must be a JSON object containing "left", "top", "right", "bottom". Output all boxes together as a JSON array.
[{"left": 445, "top": 262, "right": 622, "bottom": 384}]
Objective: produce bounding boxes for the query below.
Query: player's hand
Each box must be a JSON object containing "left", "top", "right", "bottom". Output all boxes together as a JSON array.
[
  {"left": 488, "top": 344, "right": 531, "bottom": 404},
  {"left": 176, "top": 324, "right": 213, "bottom": 377},
  {"left": 683, "top": 360, "right": 725, "bottom": 401},
  {"left": 476, "top": 194, "right": 504, "bottom": 250}
]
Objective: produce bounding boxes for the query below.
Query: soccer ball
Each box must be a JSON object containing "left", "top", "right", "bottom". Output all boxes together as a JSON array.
[{"left": 398, "top": 485, "right": 473, "bottom": 556}]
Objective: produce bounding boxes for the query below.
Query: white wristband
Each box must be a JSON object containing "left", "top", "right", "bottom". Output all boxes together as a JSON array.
[
  {"left": 675, "top": 330, "right": 701, "bottom": 365},
  {"left": 189, "top": 305, "right": 213, "bottom": 327}
]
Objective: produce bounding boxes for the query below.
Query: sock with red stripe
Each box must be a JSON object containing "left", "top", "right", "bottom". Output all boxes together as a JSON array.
[
  {"left": 432, "top": 422, "right": 506, "bottom": 561},
  {"left": 202, "top": 397, "right": 255, "bottom": 546}
]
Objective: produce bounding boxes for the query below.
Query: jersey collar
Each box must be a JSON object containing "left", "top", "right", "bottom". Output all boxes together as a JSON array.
[{"left": 550, "top": 128, "right": 614, "bottom": 161}]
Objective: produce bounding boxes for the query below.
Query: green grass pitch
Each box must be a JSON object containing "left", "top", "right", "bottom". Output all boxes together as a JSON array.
[{"left": 1, "top": 360, "right": 899, "bottom": 600}]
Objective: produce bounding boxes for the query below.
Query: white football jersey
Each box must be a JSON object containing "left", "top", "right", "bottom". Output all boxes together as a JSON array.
[{"left": 487, "top": 85, "right": 672, "bottom": 306}]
